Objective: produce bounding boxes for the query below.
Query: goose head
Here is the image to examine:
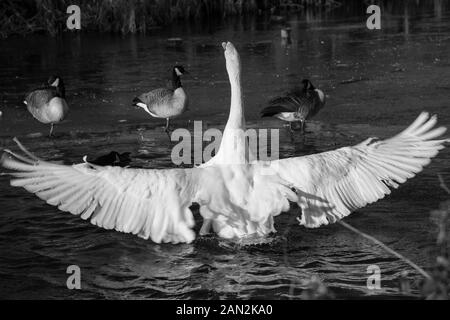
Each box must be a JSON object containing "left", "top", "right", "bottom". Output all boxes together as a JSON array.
[
  {"left": 302, "top": 79, "right": 325, "bottom": 104},
  {"left": 47, "top": 75, "right": 66, "bottom": 98},
  {"left": 302, "top": 79, "right": 315, "bottom": 91},
  {"left": 172, "top": 65, "right": 188, "bottom": 89},
  {"left": 173, "top": 65, "right": 187, "bottom": 77}
]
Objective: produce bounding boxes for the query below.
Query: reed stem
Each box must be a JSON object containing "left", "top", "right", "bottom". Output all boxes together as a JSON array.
[{"left": 337, "top": 220, "right": 432, "bottom": 280}]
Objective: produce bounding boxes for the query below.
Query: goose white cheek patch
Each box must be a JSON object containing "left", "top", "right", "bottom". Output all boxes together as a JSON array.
[
  {"left": 50, "top": 78, "right": 60, "bottom": 87},
  {"left": 315, "top": 89, "right": 325, "bottom": 103}
]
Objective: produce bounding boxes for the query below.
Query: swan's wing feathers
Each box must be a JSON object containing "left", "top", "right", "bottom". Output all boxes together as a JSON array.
[
  {"left": 1, "top": 150, "right": 199, "bottom": 244},
  {"left": 271, "top": 112, "right": 447, "bottom": 227}
]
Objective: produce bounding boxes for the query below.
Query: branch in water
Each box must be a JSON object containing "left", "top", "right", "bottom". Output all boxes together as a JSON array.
[
  {"left": 337, "top": 220, "right": 432, "bottom": 280},
  {"left": 438, "top": 174, "right": 450, "bottom": 195}
]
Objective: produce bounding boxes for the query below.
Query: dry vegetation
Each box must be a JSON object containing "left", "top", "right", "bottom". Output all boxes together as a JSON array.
[
  {"left": 0, "top": 0, "right": 340, "bottom": 38},
  {"left": 420, "top": 175, "right": 450, "bottom": 299}
]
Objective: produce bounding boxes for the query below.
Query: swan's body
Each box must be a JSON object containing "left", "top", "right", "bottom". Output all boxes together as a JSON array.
[
  {"left": 133, "top": 66, "right": 188, "bottom": 135},
  {"left": 24, "top": 76, "right": 69, "bottom": 137},
  {"left": 1, "top": 43, "right": 447, "bottom": 244},
  {"left": 261, "top": 79, "right": 325, "bottom": 132}
]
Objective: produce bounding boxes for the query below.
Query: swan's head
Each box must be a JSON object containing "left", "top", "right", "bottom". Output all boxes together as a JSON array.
[
  {"left": 222, "top": 42, "right": 241, "bottom": 76},
  {"left": 302, "top": 79, "right": 315, "bottom": 91},
  {"left": 47, "top": 75, "right": 65, "bottom": 98},
  {"left": 173, "top": 65, "right": 187, "bottom": 76},
  {"left": 222, "top": 42, "right": 239, "bottom": 60}
]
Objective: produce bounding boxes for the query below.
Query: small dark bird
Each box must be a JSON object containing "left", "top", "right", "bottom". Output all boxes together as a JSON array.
[
  {"left": 132, "top": 65, "right": 188, "bottom": 137},
  {"left": 281, "top": 26, "right": 292, "bottom": 46},
  {"left": 24, "top": 75, "right": 69, "bottom": 137},
  {"left": 85, "top": 151, "right": 131, "bottom": 167},
  {"left": 166, "top": 38, "right": 184, "bottom": 48},
  {"left": 260, "top": 79, "right": 325, "bottom": 133}
]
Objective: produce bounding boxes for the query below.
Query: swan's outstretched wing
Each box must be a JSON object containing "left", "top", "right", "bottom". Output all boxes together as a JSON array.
[
  {"left": 0, "top": 150, "right": 201, "bottom": 244},
  {"left": 269, "top": 112, "right": 448, "bottom": 227}
]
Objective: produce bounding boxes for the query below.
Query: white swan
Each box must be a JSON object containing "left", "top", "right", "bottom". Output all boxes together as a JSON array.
[{"left": 1, "top": 42, "right": 448, "bottom": 244}]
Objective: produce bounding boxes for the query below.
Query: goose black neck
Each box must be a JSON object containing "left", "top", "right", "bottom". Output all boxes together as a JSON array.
[
  {"left": 56, "top": 84, "right": 66, "bottom": 98},
  {"left": 49, "top": 83, "right": 65, "bottom": 98},
  {"left": 172, "top": 70, "right": 182, "bottom": 89},
  {"left": 303, "top": 80, "right": 315, "bottom": 92}
]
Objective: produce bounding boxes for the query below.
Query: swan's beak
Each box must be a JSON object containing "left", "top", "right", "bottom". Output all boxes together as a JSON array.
[{"left": 222, "top": 42, "right": 227, "bottom": 50}]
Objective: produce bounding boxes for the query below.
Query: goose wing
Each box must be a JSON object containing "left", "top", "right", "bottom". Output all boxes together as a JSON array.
[
  {"left": 263, "top": 89, "right": 318, "bottom": 118},
  {"left": 24, "top": 88, "right": 56, "bottom": 108},
  {"left": 260, "top": 105, "right": 296, "bottom": 117},
  {"left": 0, "top": 149, "right": 202, "bottom": 244},
  {"left": 267, "top": 112, "right": 448, "bottom": 227},
  {"left": 134, "top": 88, "right": 173, "bottom": 107},
  {"left": 261, "top": 91, "right": 305, "bottom": 117},
  {"left": 287, "top": 90, "right": 321, "bottom": 119},
  {"left": 266, "top": 94, "right": 299, "bottom": 111}
]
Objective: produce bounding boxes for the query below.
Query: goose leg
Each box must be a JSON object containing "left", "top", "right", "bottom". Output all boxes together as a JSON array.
[
  {"left": 300, "top": 121, "right": 307, "bottom": 144},
  {"left": 300, "top": 120, "right": 305, "bottom": 134},
  {"left": 288, "top": 122, "right": 295, "bottom": 133},
  {"left": 288, "top": 122, "right": 295, "bottom": 143},
  {"left": 49, "top": 123, "right": 55, "bottom": 137},
  {"left": 199, "top": 219, "right": 213, "bottom": 236},
  {"left": 164, "top": 118, "right": 171, "bottom": 139}
]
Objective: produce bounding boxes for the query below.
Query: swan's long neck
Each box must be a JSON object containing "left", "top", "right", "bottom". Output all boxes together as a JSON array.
[
  {"left": 209, "top": 50, "right": 252, "bottom": 165},
  {"left": 226, "top": 68, "right": 244, "bottom": 129}
]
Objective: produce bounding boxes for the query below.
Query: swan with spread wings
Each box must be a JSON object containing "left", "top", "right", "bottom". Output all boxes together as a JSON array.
[{"left": 1, "top": 42, "right": 448, "bottom": 244}]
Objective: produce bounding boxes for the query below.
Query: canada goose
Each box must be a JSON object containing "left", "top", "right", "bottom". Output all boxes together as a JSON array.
[
  {"left": 132, "top": 65, "right": 188, "bottom": 137},
  {"left": 24, "top": 75, "right": 69, "bottom": 137},
  {"left": 261, "top": 79, "right": 325, "bottom": 133},
  {"left": 1, "top": 42, "right": 447, "bottom": 244}
]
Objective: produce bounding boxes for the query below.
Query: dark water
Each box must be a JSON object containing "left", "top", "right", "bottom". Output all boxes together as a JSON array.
[{"left": 1, "top": 1, "right": 450, "bottom": 299}]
